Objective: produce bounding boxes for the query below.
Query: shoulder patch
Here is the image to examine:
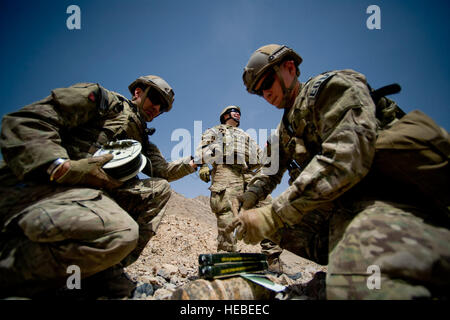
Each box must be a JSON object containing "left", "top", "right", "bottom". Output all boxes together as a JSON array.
[{"left": 308, "top": 72, "right": 336, "bottom": 99}]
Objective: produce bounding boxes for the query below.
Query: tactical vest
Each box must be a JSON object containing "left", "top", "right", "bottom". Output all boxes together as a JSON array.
[
  {"left": 279, "top": 72, "right": 337, "bottom": 184},
  {"left": 207, "top": 124, "right": 260, "bottom": 171},
  {"left": 282, "top": 70, "right": 449, "bottom": 223}
]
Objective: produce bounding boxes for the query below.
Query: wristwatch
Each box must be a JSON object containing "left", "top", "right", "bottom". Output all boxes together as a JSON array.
[{"left": 47, "top": 158, "right": 68, "bottom": 181}]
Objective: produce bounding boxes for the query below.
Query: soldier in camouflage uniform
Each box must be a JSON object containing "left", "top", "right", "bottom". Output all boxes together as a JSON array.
[
  {"left": 227, "top": 44, "right": 450, "bottom": 299},
  {"left": 195, "top": 106, "right": 282, "bottom": 269},
  {"left": 0, "top": 75, "right": 197, "bottom": 298}
]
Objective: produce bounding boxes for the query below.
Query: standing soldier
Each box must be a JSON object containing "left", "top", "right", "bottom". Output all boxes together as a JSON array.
[
  {"left": 196, "top": 106, "right": 282, "bottom": 271},
  {"left": 227, "top": 44, "right": 450, "bottom": 299},
  {"left": 0, "top": 75, "right": 197, "bottom": 298}
]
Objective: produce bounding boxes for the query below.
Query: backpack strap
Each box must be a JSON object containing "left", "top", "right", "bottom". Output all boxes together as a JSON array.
[
  {"left": 368, "top": 83, "right": 405, "bottom": 128},
  {"left": 370, "top": 83, "right": 401, "bottom": 105}
]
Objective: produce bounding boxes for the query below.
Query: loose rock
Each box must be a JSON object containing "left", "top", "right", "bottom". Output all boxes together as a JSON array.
[{"left": 125, "top": 191, "right": 327, "bottom": 300}]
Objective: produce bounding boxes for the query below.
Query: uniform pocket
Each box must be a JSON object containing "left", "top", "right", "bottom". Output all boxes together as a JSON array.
[{"left": 17, "top": 188, "right": 105, "bottom": 242}]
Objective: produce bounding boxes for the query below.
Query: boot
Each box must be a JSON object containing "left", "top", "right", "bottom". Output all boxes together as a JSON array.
[
  {"left": 82, "top": 267, "right": 154, "bottom": 299},
  {"left": 267, "top": 256, "right": 284, "bottom": 275},
  {"left": 302, "top": 271, "right": 326, "bottom": 300},
  {"left": 48, "top": 266, "right": 152, "bottom": 300},
  {"left": 260, "top": 239, "right": 283, "bottom": 274}
]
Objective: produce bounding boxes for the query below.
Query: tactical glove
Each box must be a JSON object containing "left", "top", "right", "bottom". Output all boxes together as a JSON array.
[
  {"left": 56, "top": 154, "right": 123, "bottom": 190},
  {"left": 199, "top": 165, "right": 211, "bottom": 183},
  {"left": 225, "top": 205, "right": 284, "bottom": 245},
  {"left": 237, "top": 191, "right": 259, "bottom": 210}
]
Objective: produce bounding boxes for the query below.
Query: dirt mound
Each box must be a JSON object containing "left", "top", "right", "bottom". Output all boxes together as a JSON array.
[{"left": 125, "top": 190, "right": 327, "bottom": 300}]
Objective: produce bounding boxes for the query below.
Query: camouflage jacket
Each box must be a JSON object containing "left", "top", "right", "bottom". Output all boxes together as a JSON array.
[
  {"left": 247, "top": 70, "right": 378, "bottom": 225},
  {"left": 195, "top": 124, "right": 263, "bottom": 172},
  {"left": 0, "top": 82, "right": 194, "bottom": 183},
  {"left": 195, "top": 124, "right": 265, "bottom": 193}
]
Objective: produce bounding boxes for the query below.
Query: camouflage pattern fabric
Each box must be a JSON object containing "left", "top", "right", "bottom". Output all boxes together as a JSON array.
[
  {"left": 0, "top": 185, "right": 139, "bottom": 297},
  {"left": 196, "top": 124, "right": 262, "bottom": 171},
  {"left": 209, "top": 165, "right": 246, "bottom": 251},
  {"left": 246, "top": 69, "right": 450, "bottom": 299},
  {"left": 111, "top": 177, "right": 172, "bottom": 266},
  {"left": 0, "top": 83, "right": 194, "bottom": 297},
  {"left": 248, "top": 70, "right": 378, "bottom": 224},
  {"left": 327, "top": 200, "right": 450, "bottom": 299},
  {"left": 270, "top": 203, "right": 333, "bottom": 266},
  {"left": 209, "top": 165, "right": 275, "bottom": 252},
  {"left": 196, "top": 124, "right": 281, "bottom": 257},
  {"left": 172, "top": 276, "right": 275, "bottom": 300}
]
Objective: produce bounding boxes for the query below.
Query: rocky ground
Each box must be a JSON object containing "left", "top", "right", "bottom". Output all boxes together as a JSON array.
[{"left": 124, "top": 190, "right": 327, "bottom": 300}]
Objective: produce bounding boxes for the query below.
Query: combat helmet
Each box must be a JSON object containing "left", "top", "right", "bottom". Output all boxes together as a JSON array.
[
  {"left": 242, "top": 44, "right": 302, "bottom": 95},
  {"left": 220, "top": 105, "right": 241, "bottom": 126},
  {"left": 128, "top": 75, "right": 175, "bottom": 112}
]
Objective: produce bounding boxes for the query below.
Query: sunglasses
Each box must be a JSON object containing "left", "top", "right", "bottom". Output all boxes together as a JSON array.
[
  {"left": 147, "top": 87, "right": 168, "bottom": 112},
  {"left": 255, "top": 70, "right": 276, "bottom": 96},
  {"left": 227, "top": 108, "right": 241, "bottom": 115}
]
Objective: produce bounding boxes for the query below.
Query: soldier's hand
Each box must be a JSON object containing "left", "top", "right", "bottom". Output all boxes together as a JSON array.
[
  {"left": 225, "top": 205, "right": 284, "bottom": 245},
  {"left": 237, "top": 191, "right": 259, "bottom": 210},
  {"left": 56, "top": 154, "right": 123, "bottom": 190},
  {"left": 199, "top": 165, "right": 211, "bottom": 183},
  {"left": 189, "top": 159, "right": 198, "bottom": 170}
]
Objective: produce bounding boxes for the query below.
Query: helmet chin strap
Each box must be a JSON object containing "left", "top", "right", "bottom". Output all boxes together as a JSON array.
[
  {"left": 226, "top": 114, "right": 240, "bottom": 127},
  {"left": 231, "top": 117, "right": 240, "bottom": 127},
  {"left": 137, "top": 86, "right": 151, "bottom": 121},
  {"left": 273, "top": 65, "right": 297, "bottom": 109}
]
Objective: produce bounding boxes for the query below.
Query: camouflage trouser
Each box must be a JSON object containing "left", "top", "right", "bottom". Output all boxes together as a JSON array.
[
  {"left": 274, "top": 200, "right": 450, "bottom": 299},
  {"left": 0, "top": 177, "right": 171, "bottom": 297},
  {"left": 210, "top": 178, "right": 242, "bottom": 252},
  {"left": 111, "top": 177, "right": 171, "bottom": 265},
  {"left": 210, "top": 165, "right": 281, "bottom": 258},
  {"left": 275, "top": 205, "right": 332, "bottom": 265},
  {"left": 327, "top": 200, "right": 450, "bottom": 299}
]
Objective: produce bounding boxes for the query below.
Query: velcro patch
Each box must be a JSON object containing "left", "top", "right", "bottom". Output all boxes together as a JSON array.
[{"left": 308, "top": 72, "right": 335, "bottom": 99}]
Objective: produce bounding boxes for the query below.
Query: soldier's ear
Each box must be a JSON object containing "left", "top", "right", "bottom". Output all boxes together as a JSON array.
[
  {"left": 134, "top": 87, "right": 143, "bottom": 99},
  {"left": 281, "top": 60, "right": 296, "bottom": 75}
]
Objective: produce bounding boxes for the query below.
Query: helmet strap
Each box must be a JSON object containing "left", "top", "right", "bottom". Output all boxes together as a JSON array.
[
  {"left": 224, "top": 112, "right": 240, "bottom": 127},
  {"left": 137, "top": 86, "right": 151, "bottom": 121},
  {"left": 230, "top": 115, "right": 240, "bottom": 127},
  {"left": 273, "top": 65, "right": 297, "bottom": 109}
]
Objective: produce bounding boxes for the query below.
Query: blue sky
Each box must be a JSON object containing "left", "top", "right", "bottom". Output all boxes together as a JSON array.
[{"left": 0, "top": 0, "right": 449, "bottom": 199}]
